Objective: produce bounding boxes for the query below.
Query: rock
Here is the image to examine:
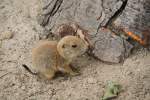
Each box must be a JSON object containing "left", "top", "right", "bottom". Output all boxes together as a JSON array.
[{"left": 92, "top": 28, "right": 133, "bottom": 63}]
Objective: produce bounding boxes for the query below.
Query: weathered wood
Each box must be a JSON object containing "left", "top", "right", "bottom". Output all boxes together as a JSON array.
[
  {"left": 38, "top": 0, "right": 124, "bottom": 34},
  {"left": 37, "top": 0, "right": 149, "bottom": 63},
  {"left": 113, "top": 0, "right": 150, "bottom": 46}
]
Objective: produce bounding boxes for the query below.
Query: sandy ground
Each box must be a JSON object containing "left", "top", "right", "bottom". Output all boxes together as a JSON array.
[{"left": 0, "top": 0, "right": 150, "bottom": 100}]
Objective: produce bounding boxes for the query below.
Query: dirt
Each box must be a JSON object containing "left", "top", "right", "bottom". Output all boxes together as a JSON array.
[{"left": 0, "top": 0, "right": 150, "bottom": 100}]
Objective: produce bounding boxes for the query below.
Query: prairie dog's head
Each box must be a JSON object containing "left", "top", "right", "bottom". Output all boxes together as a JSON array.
[{"left": 57, "top": 36, "right": 88, "bottom": 60}]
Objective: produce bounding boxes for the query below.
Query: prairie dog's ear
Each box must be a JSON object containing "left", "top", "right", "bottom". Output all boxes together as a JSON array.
[
  {"left": 76, "top": 29, "right": 91, "bottom": 48},
  {"left": 62, "top": 44, "right": 66, "bottom": 48}
]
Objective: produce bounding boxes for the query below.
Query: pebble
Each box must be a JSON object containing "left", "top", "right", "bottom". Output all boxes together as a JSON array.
[
  {"left": 86, "top": 77, "right": 97, "bottom": 84},
  {"left": 0, "top": 31, "right": 13, "bottom": 40},
  {"left": 21, "top": 86, "right": 26, "bottom": 90}
]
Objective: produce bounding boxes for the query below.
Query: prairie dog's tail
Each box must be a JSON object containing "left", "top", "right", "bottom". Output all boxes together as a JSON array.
[{"left": 22, "top": 64, "right": 38, "bottom": 75}]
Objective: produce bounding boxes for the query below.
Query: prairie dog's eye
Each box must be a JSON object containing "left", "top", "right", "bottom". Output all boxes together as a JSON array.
[{"left": 72, "top": 44, "right": 77, "bottom": 48}]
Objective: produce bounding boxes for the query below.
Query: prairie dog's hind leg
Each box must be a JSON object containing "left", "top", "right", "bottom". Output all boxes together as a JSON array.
[{"left": 42, "top": 69, "right": 55, "bottom": 80}]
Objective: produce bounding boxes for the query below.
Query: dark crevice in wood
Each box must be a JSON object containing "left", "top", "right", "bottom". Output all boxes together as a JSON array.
[
  {"left": 90, "top": 0, "right": 128, "bottom": 62},
  {"left": 104, "top": 0, "right": 128, "bottom": 28},
  {"left": 96, "top": 0, "right": 128, "bottom": 37},
  {"left": 41, "top": 0, "right": 63, "bottom": 26}
]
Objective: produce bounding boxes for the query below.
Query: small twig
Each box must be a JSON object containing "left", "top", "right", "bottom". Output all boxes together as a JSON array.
[
  {"left": 122, "top": 38, "right": 127, "bottom": 61},
  {"left": 0, "top": 72, "right": 11, "bottom": 79}
]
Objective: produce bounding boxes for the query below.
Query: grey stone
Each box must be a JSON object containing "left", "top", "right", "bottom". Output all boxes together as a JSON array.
[{"left": 92, "top": 28, "right": 133, "bottom": 63}]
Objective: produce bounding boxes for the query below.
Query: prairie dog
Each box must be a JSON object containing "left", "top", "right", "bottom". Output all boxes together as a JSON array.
[{"left": 23, "top": 36, "right": 88, "bottom": 80}]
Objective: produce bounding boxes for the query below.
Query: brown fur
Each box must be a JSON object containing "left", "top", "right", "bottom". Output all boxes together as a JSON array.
[{"left": 23, "top": 36, "right": 88, "bottom": 80}]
